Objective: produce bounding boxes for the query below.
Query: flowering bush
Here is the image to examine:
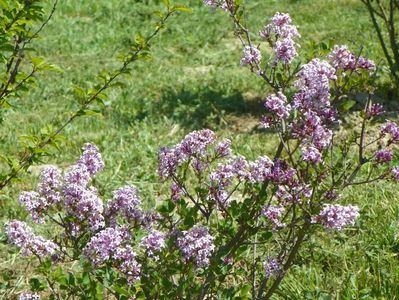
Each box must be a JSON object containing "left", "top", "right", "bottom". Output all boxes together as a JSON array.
[{"left": 3, "top": 0, "right": 399, "bottom": 299}]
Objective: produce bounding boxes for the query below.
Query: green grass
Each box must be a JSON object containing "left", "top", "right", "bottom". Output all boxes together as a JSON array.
[{"left": 1, "top": 0, "right": 399, "bottom": 298}]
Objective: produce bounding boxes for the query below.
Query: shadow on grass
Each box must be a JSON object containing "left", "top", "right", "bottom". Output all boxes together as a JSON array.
[{"left": 113, "top": 87, "right": 266, "bottom": 130}]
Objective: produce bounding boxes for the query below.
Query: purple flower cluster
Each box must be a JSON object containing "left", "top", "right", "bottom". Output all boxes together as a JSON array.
[
  {"left": 247, "top": 156, "right": 274, "bottom": 183},
  {"left": 381, "top": 121, "right": 399, "bottom": 142},
  {"left": 83, "top": 226, "right": 129, "bottom": 265},
  {"left": 328, "top": 45, "right": 375, "bottom": 72},
  {"left": 105, "top": 186, "right": 142, "bottom": 224},
  {"left": 63, "top": 185, "right": 104, "bottom": 232},
  {"left": 77, "top": 143, "right": 105, "bottom": 176},
  {"left": 260, "top": 12, "right": 300, "bottom": 40},
  {"left": 315, "top": 204, "right": 360, "bottom": 230},
  {"left": 375, "top": 149, "right": 393, "bottom": 163},
  {"left": 140, "top": 229, "right": 166, "bottom": 257},
  {"left": 19, "top": 192, "right": 47, "bottom": 224},
  {"left": 262, "top": 205, "right": 286, "bottom": 229},
  {"left": 240, "top": 46, "right": 262, "bottom": 66},
  {"left": 263, "top": 257, "right": 281, "bottom": 278},
  {"left": 19, "top": 293, "right": 40, "bottom": 300},
  {"left": 62, "top": 143, "right": 106, "bottom": 231},
  {"left": 158, "top": 129, "right": 216, "bottom": 178},
  {"left": 177, "top": 226, "right": 215, "bottom": 268},
  {"left": 83, "top": 226, "right": 141, "bottom": 284},
  {"left": 301, "top": 146, "right": 322, "bottom": 164},
  {"left": 113, "top": 245, "right": 141, "bottom": 285},
  {"left": 294, "top": 59, "right": 337, "bottom": 113},
  {"left": 38, "top": 166, "right": 61, "bottom": 204},
  {"left": 264, "top": 92, "right": 291, "bottom": 119},
  {"left": 392, "top": 167, "right": 399, "bottom": 181},
  {"left": 209, "top": 156, "right": 248, "bottom": 205},
  {"left": 366, "top": 103, "right": 385, "bottom": 118},
  {"left": 19, "top": 167, "right": 61, "bottom": 223},
  {"left": 275, "top": 38, "right": 298, "bottom": 65},
  {"left": 259, "top": 12, "right": 300, "bottom": 64},
  {"left": 286, "top": 59, "right": 338, "bottom": 163},
  {"left": 215, "top": 139, "right": 232, "bottom": 157},
  {"left": 208, "top": 154, "right": 303, "bottom": 207},
  {"left": 5, "top": 220, "right": 58, "bottom": 257}
]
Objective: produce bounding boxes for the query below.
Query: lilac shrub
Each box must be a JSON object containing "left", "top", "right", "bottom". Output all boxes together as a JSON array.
[{"left": 3, "top": 1, "right": 399, "bottom": 299}]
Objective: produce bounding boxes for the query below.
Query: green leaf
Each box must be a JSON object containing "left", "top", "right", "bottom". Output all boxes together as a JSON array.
[
  {"left": 172, "top": 5, "right": 192, "bottom": 13},
  {"left": 339, "top": 99, "right": 356, "bottom": 112},
  {"left": 162, "top": 0, "right": 170, "bottom": 8},
  {"left": 76, "top": 109, "right": 103, "bottom": 117}
]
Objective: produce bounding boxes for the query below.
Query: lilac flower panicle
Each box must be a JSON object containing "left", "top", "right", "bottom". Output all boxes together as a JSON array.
[
  {"left": 274, "top": 38, "right": 298, "bottom": 64},
  {"left": 260, "top": 115, "right": 274, "bottom": 128},
  {"left": 105, "top": 185, "right": 142, "bottom": 224},
  {"left": 271, "top": 12, "right": 291, "bottom": 28},
  {"left": 64, "top": 164, "right": 90, "bottom": 187},
  {"left": 140, "top": 230, "right": 166, "bottom": 257},
  {"left": 113, "top": 245, "right": 141, "bottom": 285},
  {"left": 77, "top": 143, "right": 104, "bottom": 176},
  {"left": 180, "top": 129, "right": 216, "bottom": 157},
  {"left": 158, "top": 147, "right": 181, "bottom": 178},
  {"left": 315, "top": 204, "right": 360, "bottom": 230},
  {"left": 328, "top": 45, "right": 375, "bottom": 72},
  {"left": 270, "top": 13, "right": 300, "bottom": 38},
  {"left": 247, "top": 156, "right": 274, "bottom": 183},
  {"left": 19, "top": 293, "right": 40, "bottom": 300},
  {"left": 259, "top": 12, "right": 300, "bottom": 65},
  {"left": 392, "top": 167, "right": 399, "bottom": 181},
  {"left": 177, "top": 226, "right": 215, "bottom": 268},
  {"left": 64, "top": 185, "right": 104, "bottom": 231},
  {"left": 312, "top": 125, "right": 333, "bottom": 150},
  {"left": 215, "top": 139, "right": 232, "bottom": 157},
  {"left": 240, "top": 46, "right": 262, "bottom": 66},
  {"left": 158, "top": 129, "right": 216, "bottom": 178},
  {"left": 295, "top": 59, "right": 336, "bottom": 109},
  {"left": 301, "top": 146, "right": 322, "bottom": 163},
  {"left": 259, "top": 24, "right": 273, "bottom": 40},
  {"left": 357, "top": 56, "right": 376, "bottom": 71},
  {"left": 375, "top": 149, "right": 393, "bottom": 163},
  {"left": 264, "top": 257, "right": 281, "bottom": 278},
  {"left": 328, "top": 45, "right": 354, "bottom": 71},
  {"left": 83, "top": 226, "right": 129, "bottom": 265},
  {"left": 19, "top": 191, "right": 47, "bottom": 223},
  {"left": 381, "top": 121, "right": 399, "bottom": 142},
  {"left": 269, "top": 160, "right": 296, "bottom": 186},
  {"left": 264, "top": 92, "right": 291, "bottom": 119},
  {"left": 262, "top": 205, "right": 286, "bottom": 229},
  {"left": 209, "top": 156, "right": 249, "bottom": 204},
  {"left": 6, "top": 220, "right": 34, "bottom": 249},
  {"left": 366, "top": 103, "right": 385, "bottom": 118},
  {"left": 38, "top": 166, "right": 61, "bottom": 204},
  {"left": 5, "top": 220, "right": 58, "bottom": 257}
]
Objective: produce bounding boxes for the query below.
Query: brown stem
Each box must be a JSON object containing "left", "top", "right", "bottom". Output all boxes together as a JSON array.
[{"left": 261, "top": 222, "right": 310, "bottom": 299}]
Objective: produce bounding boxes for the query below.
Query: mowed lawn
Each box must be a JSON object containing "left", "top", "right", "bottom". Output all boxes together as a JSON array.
[{"left": 1, "top": 0, "right": 399, "bottom": 298}]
